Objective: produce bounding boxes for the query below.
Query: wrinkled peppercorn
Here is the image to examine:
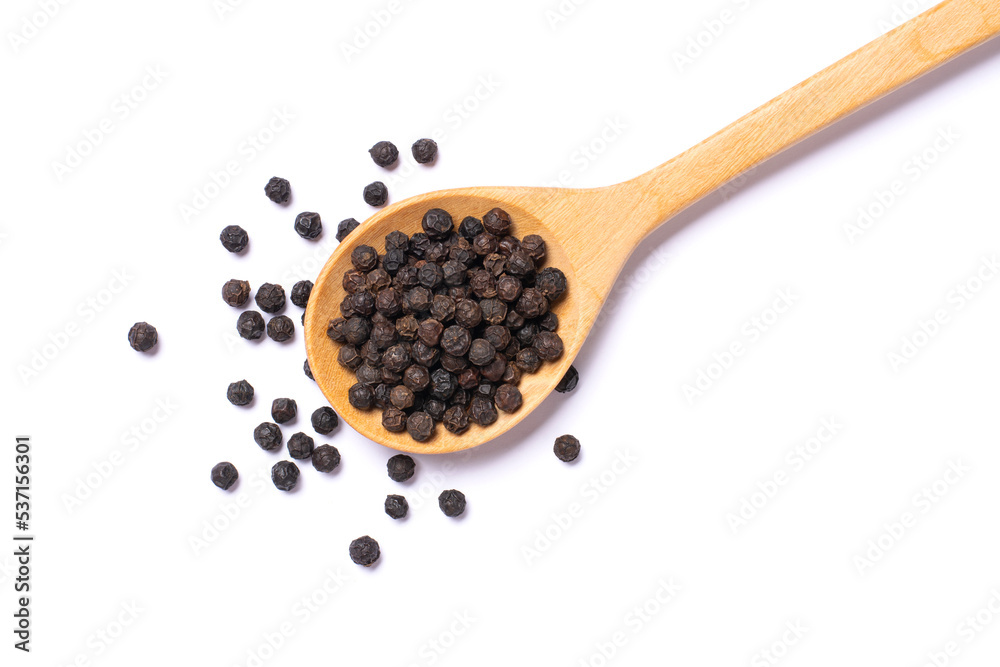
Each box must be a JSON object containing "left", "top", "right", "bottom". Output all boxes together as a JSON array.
[
  {"left": 483, "top": 208, "right": 512, "bottom": 236},
  {"left": 387, "top": 454, "right": 415, "bottom": 482},
  {"left": 312, "top": 444, "right": 341, "bottom": 473},
  {"left": 271, "top": 460, "right": 299, "bottom": 491},
  {"left": 287, "top": 432, "right": 314, "bottom": 459},
  {"left": 237, "top": 311, "right": 265, "bottom": 340},
  {"left": 264, "top": 176, "right": 291, "bottom": 204},
  {"left": 337, "top": 218, "right": 360, "bottom": 242},
  {"left": 311, "top": 406, "right": 339, "bottom": 435},
  {"left": 348, "top": 383, "right": 374, "bottom": 409},
  {"left": 554, "top": 434, "right": 581, "bottom": 462},
  {"left": 556, "top": 365, "right": 579, "bottom": 393},
  {"left": 364, "top": 181, "right": 388, "bottom": 207},
  {"left": 385, "top": 494, "right": 409, "bottom": 519},
  {"left": 468, "top": 395, "right": 497, "bottom": 426},
  {"left": 406, "top": 411, "right": 435, "bottom": 441},
  {"left": 494, "top": 384, "right": 522, "bottom": 413},
  {"left": 349, "top": 535, "right": 380, "bottom": 566},
  {"left": 222, "top": 279, "right": 251, "bottom": 307},
  {"left": 267, "top": 315, "right": 294, "bottom": 342},
  {"left": 255, "top": 283, "right": 285, "bottom": 313},
  {"left": 438, "top": 489, "right": 466, "bottom": 517},
  {"left": 290, "top": 280, "right": 313, "bottom": 308},
  {"left": 536, "top": 267, "right": 568, "bottom": 301},
  {"left": 411, "top": 138, "right": 438, "bottom": 164},
  {"left": 351, "top": 245, "right": 378, "bottom": 272},
  {"left": 294, "top": 212, "right": 322, "bottom": 240},
  {"left": 382, "top": 407, "right": 407, "bottom": 432},
  {"left": 254, "top": 422, "right": 282, "bottom": 451},
  {"left": 369, "top": 141, "right": 399, "bottom": 167},
  {"left": 443, "top": 406, "right": 469, "bottom": 434},
  {"left": 211, "top": 462, "right": 239, "bottom": 490},
  {"left": 271, "top": 398, "right": 297, "bottom": 424},
  {"left": 128, "top": 322, "right": 158, "bottom": 352},
  {"left": 533, "top": 331, "right": 564, "bottom": 361},
  {"left": 422, "top": 208, "right": 454, "bottom": 239},
  {"left": 220, "top": 225, "right": 249, "bottom": 253},
  {"left": 227, "top": 380, "right": 254, "bottom": 406}
]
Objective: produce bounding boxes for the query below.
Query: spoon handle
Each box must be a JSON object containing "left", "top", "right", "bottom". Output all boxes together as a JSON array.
[{"left": 614, "top": 0, "right": 1000, "bottom": 244}]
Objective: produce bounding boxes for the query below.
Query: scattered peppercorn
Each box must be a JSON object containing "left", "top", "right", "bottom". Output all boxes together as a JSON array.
[
  {"left": 266, "top": 315, "right": 294, "bottom": 342},
  {"left": 264, "top": 176, "right": 291, "bottom": 204},
  {"left": 303, "top": 359, "right": 314, "bottom": 380},
  {"left": 294, "top": 212, "right": 323, "bottom": 240},
  {"left": 271, "top": 397, "right": 297, "bottom": 424},
  {"left": 369, "top": 141, "right": 399, "bottom": 168},
  {"left": 220, "top": 225, "right": 249, "bottom": 253},
  {"left": 128, "top": 322, "right": 158, "bottom": 352},
  {"left": 255, "top": 283, "right": 286, "bottom": 313},
  {"left": 556, "top": 365, "right": 579, "bottom": 393},
  {"left": 254, "top": 422, "right": 282, "bottom": 451},
  {"left": 438, "top": 489, "right": 466, "bottom": 517},
  {"left": 312, "top": 444, "right": 341, "bottom": 472},
  {"left": 311, "top": 406, "right": 339, "bottom": 435},
  {"left": 387, "top": 454, "right": 415, "bottom": 482},
  {"left": 237, "top": 311, "right": 265, "bottom": 340},
  {"left": 554, "top": 434, "right": 580, "bottom": 462},
  {"left": 364, "top": 181, "right": 389, "bottom": 207},
  {"left": 227, "top": 380, "right": 254, "bottom": 406},
  {"left": 211, "top": 462, "right": 239, "bottom": 490},
  {"left": 290, "top": 280, "right": 313, "bottom": 308},
  {"left": 287, "top": 432, "right": 314, "bottom": 459},
  {"left": 222, "top": 279, "right": 251, "bottom": 307},
  {"left": 349, "top": 535, "right": 380, "bottom": 566},
  {"left": 337, "top": 218, "right": 360, "bottom": 242},
  {"left": 385, "top": 494, "right": 408, "bottom": 519},
  {"left": 271, "top": 460, "right": 299, "bottom": 491}
]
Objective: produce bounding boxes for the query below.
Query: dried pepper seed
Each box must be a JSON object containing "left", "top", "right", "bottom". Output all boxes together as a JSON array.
[
  {"left": 482, "top": 208, "right": 512, "bottom": 236},
  {"left": 374, "top": 382, "right": 393, "bottom": 408},
  {"left": 454, "top": 299, "right": 482, "bottom": 328},
  {"left": 271, "top": 460, "right": 300, "bottom": 491},
  {"left": 387, "top": 454, "right": 415, "bottom": 482},
  {"left": 494, "top": 384, "right": 522, "bottom": 413},
  {"left": 336, "top": 218, "right": 360, "bottom": 242},
  {"left": 536, "top": 267, "right": 568, "bottom": 301},
  {"left": 517, "top": 323, "right": 539, "bottom": 347},
  {"left": 497, "top": 236, "right": 520, "bottom": 257},
  {"left": 311, "top": 406, "right": 339, "bottom": 435},
  {"left": 351, "top": 245, "right": 378, "bottom": 272},
  {"left": 539, "top": 312, "right": 559, "bottom": 332},
  {"left": 520, "top": 234, "right": 546, "bottom": 262},
  {"left": 382, "top": 407, "right": 407, "bottom": 432},
  {"left": 342, "top": 317, "right": 371, "bottom": 345},
  {"left": 459, "top": 216, "right": 484, "bottom": 240},
  {"left": 264, "top": 176, "right": 291, "bottom": 204},
  {"left": 287, "top": 432, "right": 314, "bottom": 459},
  {"left": 468, "top": 339, "right": 496, "bottom": 366},
  {"left": 468, "top": 395, "right": 497, "bottom": 426},
  {"left": 367, "top": 268, "right": 392, "bottom": 292},
  {"left": 369, "top": 140, "right": 399, "bottom": 168},
  {"left": 554, "top": 434, "right": 581, "bottom": 462},
  {"left": 222, "top": 279, "right": 251, "bottom": 307},
  {"left": 385, "top": 494, "right": 409, "bottom": 519},
  {"left": 128, "top": 322, "right": 158, "bottom": 352},
  {"left": 438, "top": 489, "right": 466, "bottom": 517},
  {"left": 389, "top": 385, "right": 415, "bottom": 410},
  {"left": 422, "top": 208, "right": 454, "bottom": 239},
  {"left": 497, "top": 275, "right": 522, "bottom": 302},
  {"left": 472, "top": 232, "right": 499, "bottom": 256},
  {"left": 443, "top": 406, "right": 470, "bottom": 434},
  {"left": 220, "top": 225, "right": 249, "bottom": 253},
  {"left": 430, "top": 294, "right": 456, "bottom": 321},
  {"left": 533, "top": 331, "right": 564, "bottom": 361},
  {"left": 483, "top": 325, "right": 511, "bottom": 351},
  {"left": 356, "top": 363, "right": 380, "bottom": 386},
  {"left": 254, "top": 422, "right": 283, "bottom": 451},
  {"left": 385, "top": 230, "right": 409, "bottom": 252},
  {"left": 406, "top": 411, "right": 435, "bottom": 441},
  {"left": 266, "top": 315, "right": 294, "bottom": 342},
  {"left": 255, "top": 283, "right": 286, "bottom": 314},
  {"left": 303, "top": 359, "right": 314, "bottom": 380},
  {"left": 349, "top": 535, "right": 380, "bottom": 567},
  {"left": 555, "top": 365, "right": 579, "bottom": 393},
  {"left": 271, "top": 398, "right": 297, "bottom": 424},
  {"left": 338, "top": 345, "right": 363, "bottom": 370},
  {"left": 364, "top": 181, "right": 389, "bottom": 207},
  {"left": 516, "top": 288, "right": 548, "bottom": 319},
  {"left": 227, "top": 380, "right": 254, "bottom": 406},
  {"left": 211, "top": 462, "right": 239, "bottom": 490},
  {"left": 290, "top": 280, "right": 313, "bottom": 307},
  {"left": 411, "top": 138, "right": 438, "bottom": 164},
  {"left": 348, "top": 383, "right": 374, "bottom": 409},
  {"left": 312, "top": 444, "right": 341, "bottom": 473},
  {"left": 424, "top": 399, "right": 447, "bottom": 421},
  {"left": 480, "top": 299, "right": 507, "bottom": 325},
  {"left": 481, "top": 354, "right": 507, "bottom": 383},
  {"left": 294, "top": 212, "right": 323, "bottom": 240}
]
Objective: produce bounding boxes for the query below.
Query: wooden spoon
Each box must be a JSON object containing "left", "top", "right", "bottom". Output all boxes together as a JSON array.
[{"left": 306, "top": 0, "right": 1000, "bottom": 454}]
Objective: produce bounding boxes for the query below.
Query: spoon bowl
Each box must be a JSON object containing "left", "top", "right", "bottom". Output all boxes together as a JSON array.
[{"left": 306, "top": 0, "right": 1000, "bottom": 453}]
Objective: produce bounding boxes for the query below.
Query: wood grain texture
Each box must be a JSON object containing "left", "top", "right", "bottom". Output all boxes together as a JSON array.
[{"left": 305, "top": 0, "right": 1000, "bottom": 454}]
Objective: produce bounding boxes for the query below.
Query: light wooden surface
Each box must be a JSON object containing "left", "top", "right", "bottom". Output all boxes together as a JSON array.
[{"left": 305, "top": 0, "right": 1000, "bottom": 454}]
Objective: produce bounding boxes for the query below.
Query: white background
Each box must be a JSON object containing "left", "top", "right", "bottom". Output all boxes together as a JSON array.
[{"left": 4, "top": 0, "right": 1000, "bottom": 665}]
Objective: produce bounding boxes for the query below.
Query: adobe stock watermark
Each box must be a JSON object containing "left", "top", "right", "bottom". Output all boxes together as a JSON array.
[
  {"left": 576, "top": 578, "right": 681, "bottom": 667},
  {"left": 57, "top": 601, "right": 144, "bottom": 666},
  {"left": 339, "top": 0, "right": 416, "bottom": 63},
  {"left": 916, "top": 587, "right": 1000, "bottom": 667},
  {"left": 682, "top": 288, "right": 798, "bottom": 405},
  {"left": 61, "top": 398, "right": 179, "bottom": 514},
  {"left": 16, "top": 268, "right": 135, "bottom": 386},
  {"left": 405, "top": 611, "right": 477, "bottom": 667},
  {"left": 541, "top": 116, "right": 628, "bottom": 188},
  {"left": 726, "top": 417, "right": 844, "bottom": 534},
  {"left": 853, "top": 459, "right": 970, "bottom": 575},
  {"left": 843, "top": 126, "right": 959, "bottom": 244},
  {"left": 887, "top": 255, "right": 998, "bottom": 372},
  {"left": 544, "top": 0, "right": 594, "bottom": 31},
  {"left": 876, "top": 0, "right": 937, "bottom": 34},
  {"left": 751, "top": 620, "right": 808, "bottom": 667},
  {"left": 672, "top": 0, "right": 755, "bottom": 73},
  {"left": 51, "top": 65, "right": 168, "bottom": 183},
  {"left": 233, "top": 567, "right": 354, "bottom": 667},
  {"left": 178, "top": 106, "right": 295, "bottom": 223},
  {"left": 189, "top": 465, "right": 272, "bottom": 556},
  {"left": 7, "top": 0, "right": 73, "bottom": 53},
  {"left": 522, "top": 450, "right": 638, "bottom": 565}
]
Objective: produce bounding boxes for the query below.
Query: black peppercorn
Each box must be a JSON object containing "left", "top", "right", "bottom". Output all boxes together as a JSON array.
[
  {"left": 430, "top": 294, "right": 456, "bottom": 321},
  {"left": 128, "top": 322, "right": 158, "bottom": 352},
  {"left": 349, "top": 535, "right": 380, "bottom": 566},
  {"left": 536, "top": 267, "right": 568, "bottom": 301},
  {"left": 310, "top": 406, "right": 339, "bottom": 435},
  {"left": 336, "top": 218, "right": 360, "bottom": 242},
  {"left": 438, "top": 489, "right": 466, "bottom": 517},
  {"left": 271, "top": 398, "right": 297, "bottom": 424},
  {"left": 222, "top": 279, "right": 251, "bottom": 307},
  {"left": 220, "top": 225, "right": 249, "bottom": 253},
  {"left": 271, "top": 460, "right": 300, "bottom": 491},
  {"left": 429, "top": 368, "right": 457, "bottom": 401},
  {"left": 385, "top": 494, "right": 409, "bottom": 519},
  {"left": 424, "top": 399, "right": 447, "bottom": 421},
  {"left": 516, "top": 288, "right": 549, "bottom": 319},
  {"left": 554, "top": 434, "right": 581, "bottom": 462},
  {"left": 494, "top": 384, "right": 522, "bottom": 413},
  {"left": 468, "top": 339, "right": 496, "bottom": 366},
  {"left": 351, "top": 245, "right": 378, "bottom": 272},
  {"left": 422, "top": 208, "right": 454, "bottom": 239},
  {"left": 342, "top": 317, "right": 371, "bottom": 345},
  {"left": 387, "top": 454, "right": 415, "bottom": 482},
  {"left": 382, "top": 407, "right": 407, "bottom": 432},
  {"left": 211, "top": 462, "right": 239, "bottom": 490},
  {"left": 290, "top": 280, "right": 313, "bottom": 308},
  {"left": 227, "top": 380, "right": 254, "bottom": 406},
  {"left": 459, "top": 216, "right": 484, "bottom": 240},
  {"left": 356, "top": 362, "right": 381, "bottom": 386},
  {"left": 556, "top": 365, "right": 579, "bottom": 393},
  {"left": 472, "top": 232, "right": 499, "bottom": 256},
  {"left": 255, "top": 283, "right": 286, "bottom": 314},
  {"left": 406, "top": 411, "right": 435, "bottom": 441},
  {"left": 235, "top": 311, "right": 265, "bottom": 340},
  {"left": 287, "top": 432, "right": 314, "bottom": 459},
  {"left": 264, "top": 176, "right": 291, "bottom": 204},
  {"left": 266, "top": 315, "right": 294, "bottom": 342},
  {"left": 443, "top": 406, "right": 470, "bottom": 434},
  {"left": 390, "top": 385, "right": 415, "bottom": 410},
  {"left": 454, "top": 299, "right": 482, "bottom": 329},
  {"left": 411, "top": 138, "right": 438, "bottom": 164},
  {"left": 369, "top": 141, "right": 399, "bottom": 167},
  {"left": 533, "top": 331, "right": 564, "bottom": 361},
  {"left": 294, "top": 212, "right": 323, "bottom": 240},
  {"left": 520, "top": 234, "right": 546, "bottom": 262},
  {"left": 348, "top": 383, "right": 374, "bottom": 409},
  {"left": 468, "top": 395, "right": 497, "bottom": 426},
  {"left": 364, "top": 181, "right": 389, "bottom": 207},
  {"left": 482, "top": 208, "right": 512, "bottom": 236},
  {"left": 312, "top": 444, "right": 341, "bottom": 473},
  {"left": 254, "top": 422, "right": 282, "bottom": 451},
  {"left": 304, "top": 359, "right": 314, "bottom": 381}
]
